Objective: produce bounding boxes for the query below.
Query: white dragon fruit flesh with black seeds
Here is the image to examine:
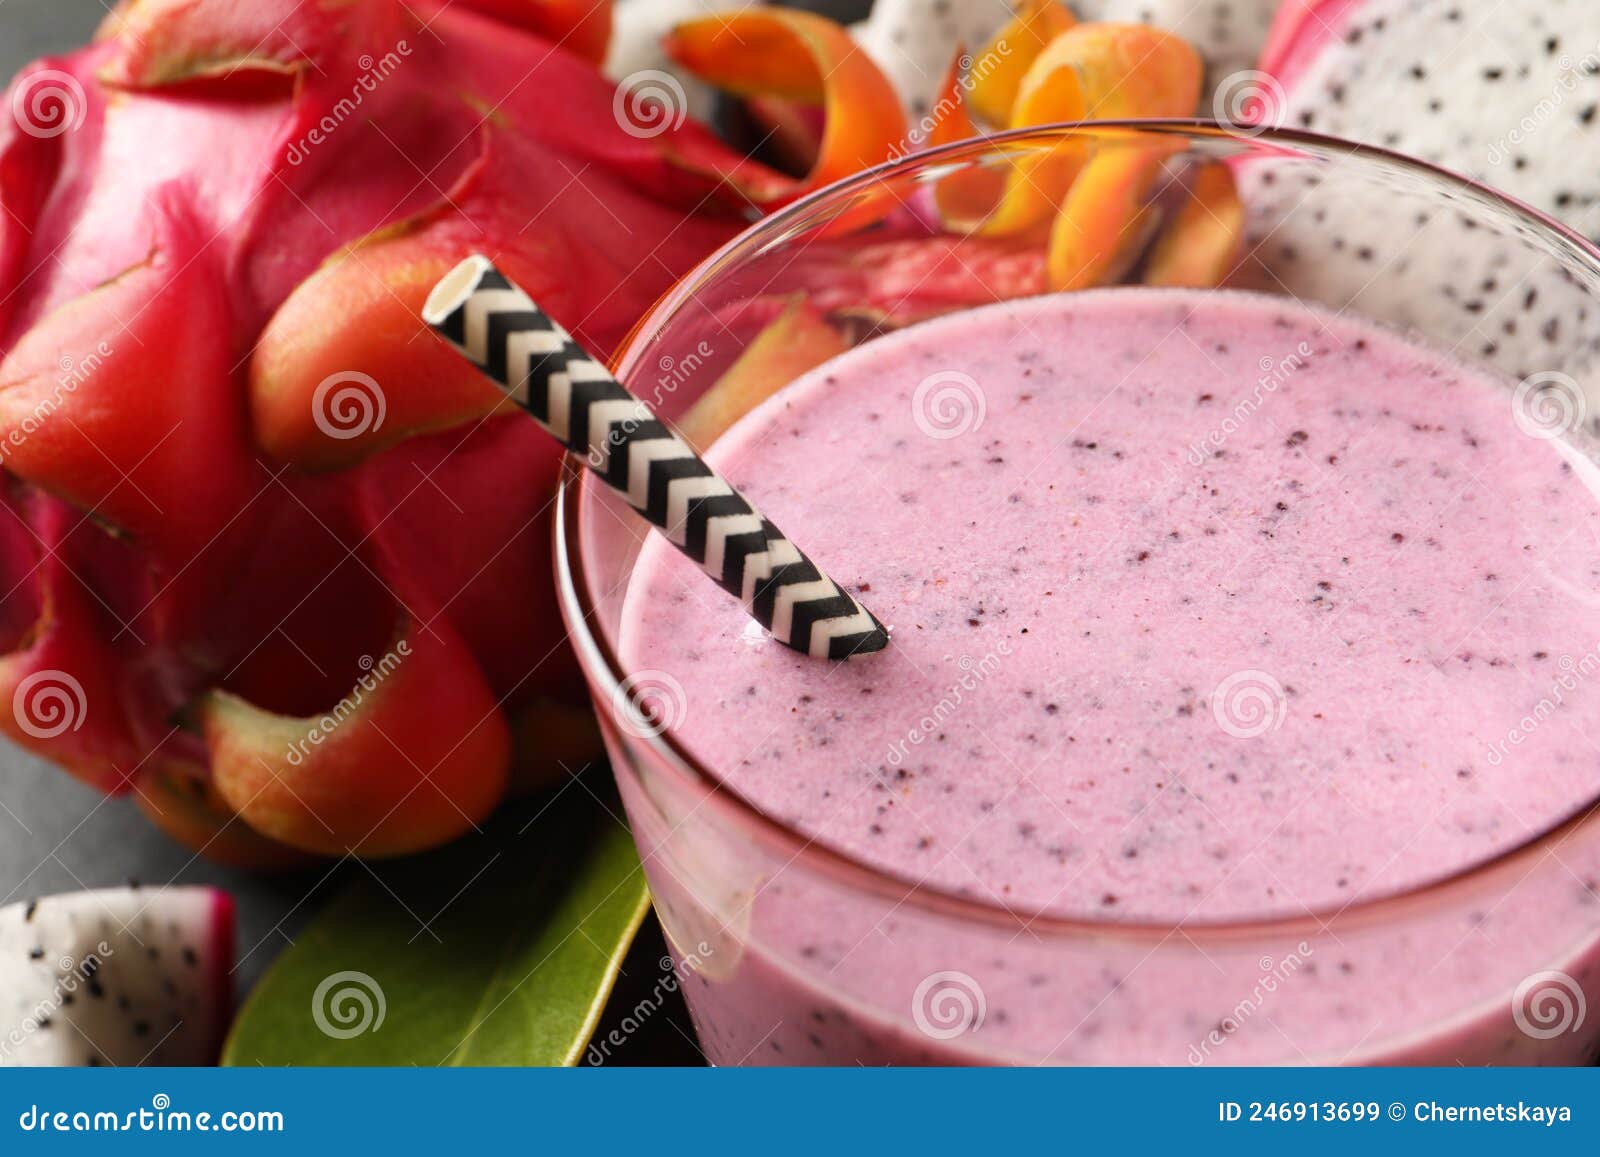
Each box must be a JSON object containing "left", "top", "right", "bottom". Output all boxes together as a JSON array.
[
  {"left": 1241, "top": 0, "right": 1600, "bottom": 416},
  {"left": 1265, "top": 0, "right": 1600, "bottom": 243},
  {"left": 1237, "top": 158, "right": 1600, "bottom": 384},
  {"left": 0, "top": 887, "right": 234, "bottom": 1067}
]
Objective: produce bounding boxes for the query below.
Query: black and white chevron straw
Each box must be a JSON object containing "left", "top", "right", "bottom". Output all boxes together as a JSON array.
[{"left": 422, "top": 255, "right": 889, "bottom": 661}]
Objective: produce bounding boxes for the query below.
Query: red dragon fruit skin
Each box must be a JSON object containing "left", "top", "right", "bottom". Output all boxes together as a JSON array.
[
  {"left": 0, "top": 0, "right": 784, "bottom": 863},
  {"left": 1257, "top": 0, "right": 1373, "bottom": 79}
]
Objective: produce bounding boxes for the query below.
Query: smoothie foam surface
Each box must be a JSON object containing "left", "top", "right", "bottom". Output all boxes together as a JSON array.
[{"left": 620, "top": 287, "right": 1600, "bottom": 925}]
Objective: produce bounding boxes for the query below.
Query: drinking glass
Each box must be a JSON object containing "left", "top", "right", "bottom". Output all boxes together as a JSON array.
[{"left": 556, "top": 122, "right": 1600, "bottom": 1065}]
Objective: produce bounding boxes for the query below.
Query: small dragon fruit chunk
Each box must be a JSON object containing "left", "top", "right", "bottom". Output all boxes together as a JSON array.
[{"left": 0, "top": 887, "right": 234, "bottom": 1067}]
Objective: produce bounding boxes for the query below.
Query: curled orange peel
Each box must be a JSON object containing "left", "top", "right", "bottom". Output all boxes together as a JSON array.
[
  {"left": 1048, "top": 134, "right": 1181, "bottom": 291},
  {"left": 963, "top": 23, "right": 1204, "bottom": 239},
  {"left": 665, "top": 9, "right": 907, "bottom": 204},
  {"left": 1027, "top": 23, "right": 1204, "bottom": 122},
  {"left": 965, "top": 0, "right": 1077, "bottom": 128}
]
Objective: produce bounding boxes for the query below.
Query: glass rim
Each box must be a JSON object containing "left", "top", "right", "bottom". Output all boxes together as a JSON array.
[{"left": 556, "top": 118, "right": 1600, "bottom": 944}]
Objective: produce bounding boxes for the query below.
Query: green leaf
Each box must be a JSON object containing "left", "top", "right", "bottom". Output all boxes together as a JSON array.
[{"left": 222, "top": 776, "right": 650, "bottom": 1066}]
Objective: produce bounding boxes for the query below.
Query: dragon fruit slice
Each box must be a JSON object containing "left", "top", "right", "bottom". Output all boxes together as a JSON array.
[
  {"left": 1263, "top": 0, "right": 1600, "bottom": 243},
  {"left": 1245, "top": 0, "right": 1600, "bottom": 396},
  {"left": 0, "top": 0, "right": 782, "bottom": 862},
  {"left": 0, "top": 887, "right": 234, "bottom": 1067}
]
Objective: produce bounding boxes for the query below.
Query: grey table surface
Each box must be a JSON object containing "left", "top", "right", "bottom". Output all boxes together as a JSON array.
[{"left": 1, "top": 0, "right": 101, "bottom": 78}]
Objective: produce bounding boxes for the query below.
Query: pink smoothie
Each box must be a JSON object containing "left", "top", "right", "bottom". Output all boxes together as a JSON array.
[{"left": 617, "top": 288, "right": 1600, "bottom": 1064}]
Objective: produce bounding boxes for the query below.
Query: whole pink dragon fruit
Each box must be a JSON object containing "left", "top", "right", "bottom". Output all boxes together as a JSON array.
[{"left": 0, "top": 0, "right": 781, "bottom": 864}]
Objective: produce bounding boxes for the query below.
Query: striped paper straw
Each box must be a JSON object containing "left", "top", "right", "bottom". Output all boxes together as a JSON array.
[{"left": 422, "top": 255, "right": 890, "bottom": 661}]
